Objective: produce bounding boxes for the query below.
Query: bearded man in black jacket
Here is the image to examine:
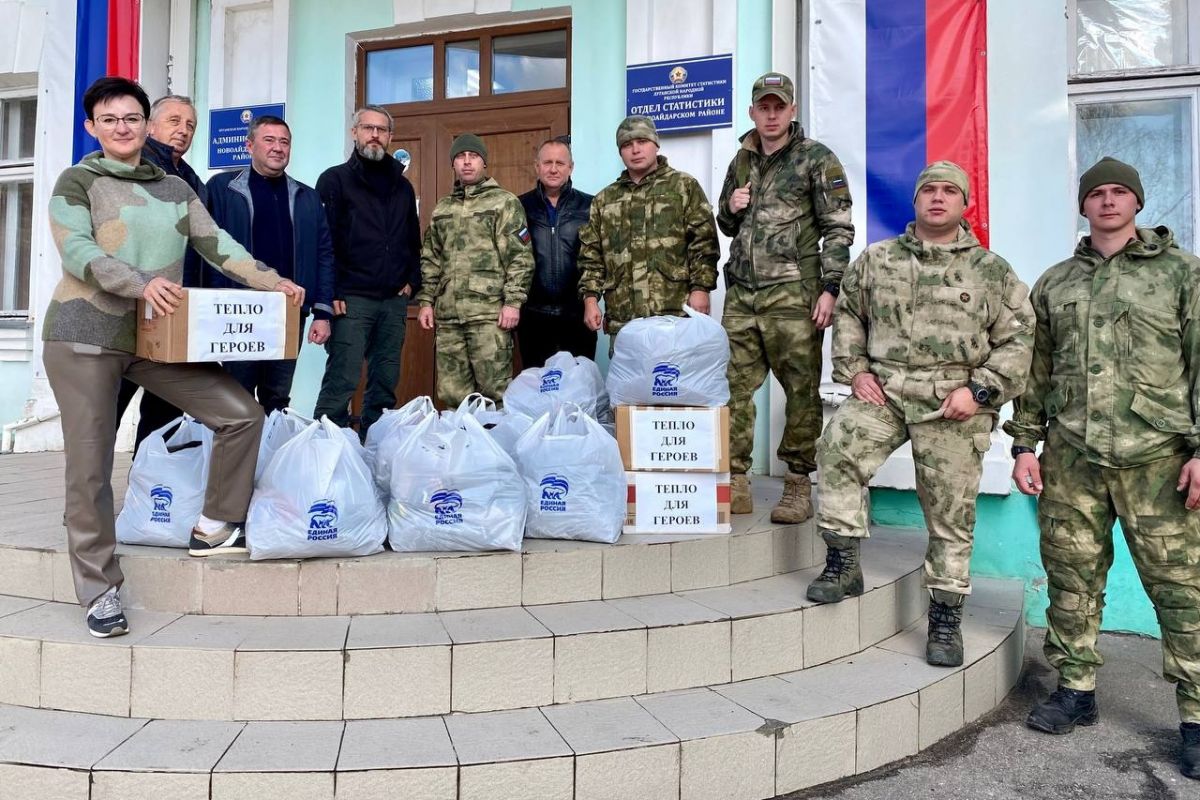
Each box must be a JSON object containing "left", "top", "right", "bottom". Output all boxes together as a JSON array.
[{"left": 313, "top": 105, "right": 421, "bottom": 437}]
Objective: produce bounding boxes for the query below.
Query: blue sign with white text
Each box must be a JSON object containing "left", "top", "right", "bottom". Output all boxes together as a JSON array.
[
  {"left": 209, "top": 103, "right": 285, "bottom": 169},
  {"left": 626, "top": 54, "right": 733, "bottom": 134}
]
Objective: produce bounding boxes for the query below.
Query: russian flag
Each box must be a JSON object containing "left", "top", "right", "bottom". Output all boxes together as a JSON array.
[
  {"left": 72, "top": 0, "right": 141, "bottom": 163},
  {"left": 809, "top": 0, "right": 990, "bottom": 248}
]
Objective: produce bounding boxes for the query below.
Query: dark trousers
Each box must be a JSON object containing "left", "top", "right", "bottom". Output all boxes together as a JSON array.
[
  {"left": 225, "top": 311, "right": 308, "bottom": 413},
  {"left": 516, "top": 308, "right": 598, "bottom": 368},
  {"left": 314, "top": 294, "right": 407, "bottom": 436},
  {"left": 114, "top": 380, "right": 184, "bottom": 451}
]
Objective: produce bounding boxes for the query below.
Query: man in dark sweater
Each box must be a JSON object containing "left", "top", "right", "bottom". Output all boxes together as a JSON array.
[
  {"left": 206, "top": 116, "right": 335, "bottom": 411},
  {"left": 313, "top": 105, "right": 421, "bottom": 436}
]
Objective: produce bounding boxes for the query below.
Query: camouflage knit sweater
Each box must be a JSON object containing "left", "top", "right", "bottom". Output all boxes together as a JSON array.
[{"left": 45, "top": 153, "right": 282, "bottom": 353}]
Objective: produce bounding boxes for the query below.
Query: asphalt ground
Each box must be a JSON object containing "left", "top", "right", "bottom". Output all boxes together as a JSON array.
[{"left": 786, "top": 628, "right": 1200, "bottom": 800}]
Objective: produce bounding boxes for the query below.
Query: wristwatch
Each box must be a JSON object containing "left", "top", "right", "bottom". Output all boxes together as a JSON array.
[
  {"left": 967, "top": 380, "right": 994, "bottom": 406},
  {"left": 1010, "top": 445, "right": 1035, "bottom": 459},
  {"left": 823, "top": 283, "right": 840, "bottom": 298}
]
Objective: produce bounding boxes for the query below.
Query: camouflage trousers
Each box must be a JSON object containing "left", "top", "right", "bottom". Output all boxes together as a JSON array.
[
  {"left": 434, "top": 321, "right": 514, "bottom": 409},
  {"left": 1038, "top": 426, "right": 1200, "bottom": 722},
  {"left": 723, "top": 280, "right": 823, "bottom": 475},
  {"left": 817, "top": 397, "right": 993, "bottom": 595}
]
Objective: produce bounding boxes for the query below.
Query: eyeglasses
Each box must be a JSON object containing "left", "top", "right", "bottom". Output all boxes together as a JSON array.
[
  {"left": 93, "top": 114, "right": 147, "bottom": 130},
  {"left": 356, "top": 124, "right": 391, "bottom": 135}
]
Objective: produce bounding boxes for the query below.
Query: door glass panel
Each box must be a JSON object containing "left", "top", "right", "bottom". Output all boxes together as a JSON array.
[
  {"left": 365, "top": 45, "right": 434, "bottom": 105},
  {"left": 492, "top": 30, "right": 567, "bottom": 94},
  {"left": 1076, "top": 96, "right": 1194, "bottom": 250},
  {"left": 1075, "top": 0, "right": 1187, "bottom": 74},
  {"left": 446, "top": 40, "right": 481, "bottom": 98}
]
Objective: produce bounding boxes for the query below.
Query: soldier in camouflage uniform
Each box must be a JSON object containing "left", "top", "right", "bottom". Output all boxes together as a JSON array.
[
  {"left": 810, "top": 161, "right": 1034, "bottom": 669},
  {"left": 578, "top": 115, "right": 719, "bottom": 345},
  {"left": 717, "top": 72, "right": 854, "bottom": 523},
  {"left": 1006, "top": 158, "right": 1200, "bottom": 779},
  {"left": 417, "top": 133, "right": 533, "bottom": 408}
]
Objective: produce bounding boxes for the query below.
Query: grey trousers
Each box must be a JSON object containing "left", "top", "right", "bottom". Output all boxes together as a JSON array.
[{"left": 43, "top": 341, "right": 264, "bottom": 607}]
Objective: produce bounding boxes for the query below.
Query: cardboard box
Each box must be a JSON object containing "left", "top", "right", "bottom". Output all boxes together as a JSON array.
[
  {"left": 137, "top": 288, "right": 299, "bottom": 363},
  {"left": 615, "top": 405, "right": 730, "bottom": 473},
  {"left": 623, "top": 471, "right": 732, "bottom": 534}
]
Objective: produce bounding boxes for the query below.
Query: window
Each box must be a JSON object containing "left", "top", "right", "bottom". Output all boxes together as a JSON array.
[
  {"left": 1069, "top": 1, "right": 1200, "bottom": 250},
  {"left": 0, "top": 92, "right": 35, "bottom": 317},
  {"left": 360, "top": 21, "right": 569, "bottom": 109}
]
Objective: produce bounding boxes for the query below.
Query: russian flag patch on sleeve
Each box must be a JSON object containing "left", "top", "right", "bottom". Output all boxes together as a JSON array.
[{"left": 517, "top": 226, "right": 531, "bottom": 244}]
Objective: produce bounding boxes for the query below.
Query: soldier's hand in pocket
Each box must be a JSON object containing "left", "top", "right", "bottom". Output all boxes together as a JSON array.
[
  {"left": 851, "top": 372, "right": 886, "bottom": 406},
  {"left": 1012, "top": 453, "right": 1042, "bottom": 496},
  {"left": 1177, "top": 458, "right": 1200, "bottom": 510},
  {"left": 939, "top": 387, "right": 979, "bottom": 421},
  {"left": 498, "top": 305, "right": 520, "bottom": 330}
]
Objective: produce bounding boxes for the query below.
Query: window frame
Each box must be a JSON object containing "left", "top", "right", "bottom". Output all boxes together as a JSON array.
[
  {"left": 0, "top": 86, "right": 36, "bottom": 319},
  {"left": 1067, "top": 0, "right": 1200, "bottom": 80},
  {"left": 356, "top": 19, "right": 571, "bottom": 115}
]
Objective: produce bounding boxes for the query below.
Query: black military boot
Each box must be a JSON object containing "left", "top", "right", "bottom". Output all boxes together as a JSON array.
[
  {"left": 1181, "top": 723, "right": 1200, "bottom": 779},
  {"left": 806, "top": 531, "right": 864, "bottom": 603},
  {"left": 926, "top": 590, "right": 964, "bottom": 667},
  {"left": 1025, "top": 687, "right": 1099, "bottom": 734}
]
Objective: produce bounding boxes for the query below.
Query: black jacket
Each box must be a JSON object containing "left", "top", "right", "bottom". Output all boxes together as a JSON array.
[
  {"left": 204, "top": 168, "right": 336, "bottom": 319},
  {"left": 141, "top": 137, "right": 206, "bottom": 287},
  {"left": 518, "top": 180, "right": 593, "bottom": 316},
  {"left": 316, "top": 152, "right": 421, "bottom": 300}
]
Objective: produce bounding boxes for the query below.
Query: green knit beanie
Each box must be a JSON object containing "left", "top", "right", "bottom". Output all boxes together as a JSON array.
[
  {"left": 912, "top": 160, "right": 969, "bottom": 206},
  {"left": 450, "top": 133, "right": 487, "bottom": 163},
  {"left": 1077, "top": 156, "right": 1143, "bottom": 213}
]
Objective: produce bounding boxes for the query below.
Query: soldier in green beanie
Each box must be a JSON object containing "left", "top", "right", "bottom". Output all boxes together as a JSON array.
[
  {"left": 417, "top": 133, "right": 533, "bottom": 406},
  {"left": 1007, "top": 157, "right": 1200, "bottom": 779},
  {"left": 577, "top": 115, "right": 719, "bottom": 345}
]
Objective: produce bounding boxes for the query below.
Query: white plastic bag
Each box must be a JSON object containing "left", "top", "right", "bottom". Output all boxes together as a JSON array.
[
  {"left": 504, "top": 351, "right": 611, "bottom": 421},
  {"left": 447, "top": 393, "right": 532, "bottom": 456},
  {"left": 367, "top": 396, "right": 436, "bottom": 493},
  {"left": 513, "top": 404, "right": 626, "bottom": 543},
  {"left": 606, "top": 305, "right": 730, "bottom": 406},
  {"left": 386, "top": 413, "right": 526, "bottom": 552},
  {"left": 247, "top": 416, "right": 386, "bottom": 560},
  {"left": 255, "top": 409, "right": 313, "bottom": 484},
  {"left": 116, "top": 416, "right": 213, "bottom": 547}
]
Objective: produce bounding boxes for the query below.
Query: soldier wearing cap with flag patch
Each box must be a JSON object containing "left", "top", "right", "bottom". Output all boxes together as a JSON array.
[
  {"left": 718, "top": 71, "right": 856, "bottom": 524},
  {"left": 417, "top": 133, "right": 534, "bottom": 407},
  {"left": 577, "top": 115, "right": 720, "bottom": 346}
]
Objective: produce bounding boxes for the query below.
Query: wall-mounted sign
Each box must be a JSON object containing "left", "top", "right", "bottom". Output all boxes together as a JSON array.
[
  {"left": 209, "top": 103, "right": 286, "bottom": 170},
  {"left": 626, "top": 54, "right": 733, "bottom": 134}
]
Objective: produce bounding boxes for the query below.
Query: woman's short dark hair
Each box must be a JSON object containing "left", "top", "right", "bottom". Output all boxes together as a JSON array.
[{"left": 82, "top": 76, "right": 151, "bottom": 121}]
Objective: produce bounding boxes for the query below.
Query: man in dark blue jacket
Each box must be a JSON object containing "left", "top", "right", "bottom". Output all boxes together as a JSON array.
[
  {"left": 517, "top": 137, "right": 596, "bottom": 366},
  {"left": 313, "top": 105, "right": 421, "bottom": 437},
  {"left": 114, "top": 95, "right": 208, "bottom": 447},
  {"left": 206, "top": 115, "right": 336, "bottom": 412}
]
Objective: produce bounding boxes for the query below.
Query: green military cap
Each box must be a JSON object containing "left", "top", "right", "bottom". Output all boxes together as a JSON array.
[
  {"left": 913, "top": 160, "right": 970, "bottom": 206},
  {"left": 1078, "top": 156, "right": 1144, "bottom": 212},
  {"left": 751, "top": 72, "right": 795, "bottom": 105},
  {"left": 616, "top": 115, "right": 659, "bottom": 148},
  {"left": 450, "top": 133, "right": 488, "bottom": 162}
]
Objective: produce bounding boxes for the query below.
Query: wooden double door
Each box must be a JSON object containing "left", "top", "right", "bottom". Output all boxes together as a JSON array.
[{"left": 348, "top": 102, "right": 569, "bottom": 417}]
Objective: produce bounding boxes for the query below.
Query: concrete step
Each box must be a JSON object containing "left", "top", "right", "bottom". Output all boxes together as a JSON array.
[
  {"left": 0, "top": 576, "right": 1025, "bottom": 800},
  {"left": 0, "top": 466, "right": 816, "bottom": 615},
  {"left": 0, "top": 532, "right": 928, "bottom": 721}
]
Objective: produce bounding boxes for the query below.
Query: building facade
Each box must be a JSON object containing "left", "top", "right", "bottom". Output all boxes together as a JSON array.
[{"left": 1, "top": 0, "right": 1193, "bottom": 634}]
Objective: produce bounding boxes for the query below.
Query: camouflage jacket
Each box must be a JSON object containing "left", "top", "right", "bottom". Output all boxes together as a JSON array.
[
  {"left": 577, "top": 156, "right": 719, "bottom": 334},
  {"left": 1004, "top": 227, "right": 1200, "bottom": 466},
  {"left": 833, "top": 220, "right": 1035, "bottom": 423},
  {"left": 717, "top": 123, "right": 854, "bottom": 288},
  {"left": 417, "top": 177, "right": 534, "bottom": 324}
]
